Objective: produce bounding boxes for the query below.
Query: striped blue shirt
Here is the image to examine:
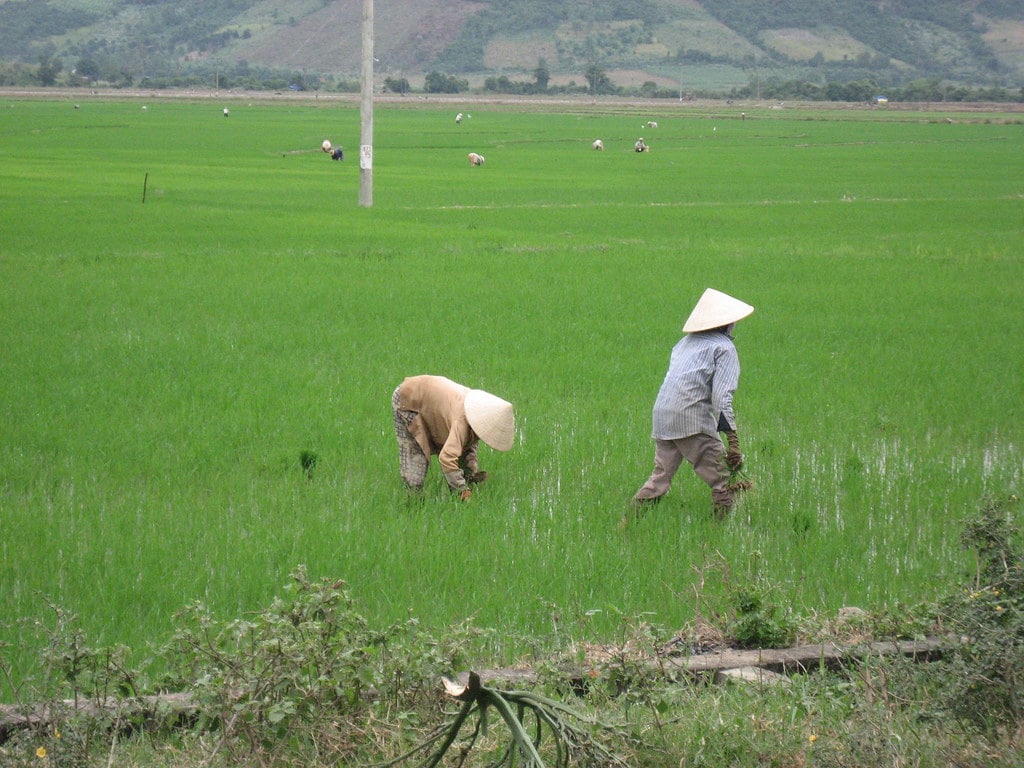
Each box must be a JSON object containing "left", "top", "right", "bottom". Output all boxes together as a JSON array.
[{"left": 651, "top": 330, "right": 741, "bottom": 439}]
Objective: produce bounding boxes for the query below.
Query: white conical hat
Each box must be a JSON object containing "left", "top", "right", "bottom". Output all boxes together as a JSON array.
[
  {"left": 682, "top": 288, "right": 754, "bottom": 332},
  {"left": 464, "top": 390, "right": 515, "bottom": 451}
]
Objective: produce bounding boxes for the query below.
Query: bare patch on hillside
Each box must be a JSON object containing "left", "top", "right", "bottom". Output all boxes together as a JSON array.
[
  {"left": 228, "top": 0, "right": 484, "bottom": 73},
  {"left": 981, "top": 18, "right": 1024, "bottom": 70},
  {"left": 607, "top": 69, "right": 678, "bottom": 88},
  {"left": 636, "top": 41, "right": 672, "bottom": 58},
  {"left": 484, "top": 33, "right": 559, "bottom": 71},
  {"left": 649, "top": 0, "right": 764, "bottom": 59},
  {"left": 761, "top": 27, "right": 877, "bottom": 63}
]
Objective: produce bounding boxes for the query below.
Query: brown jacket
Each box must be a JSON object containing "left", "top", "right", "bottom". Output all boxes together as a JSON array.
[{"left": 396, "top": 375, "right": 479, "bottom": 476}]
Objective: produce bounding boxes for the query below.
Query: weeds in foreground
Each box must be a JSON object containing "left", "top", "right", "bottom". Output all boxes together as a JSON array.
[
  {"left": 2, "top": 495, "right": 1023, "bottom": 766},
  {"left": 159, "top": 566, "right": 485, "bottom": 765},
  {"left": 937, "top": 493, "right": 1024, "bottom": 731}
]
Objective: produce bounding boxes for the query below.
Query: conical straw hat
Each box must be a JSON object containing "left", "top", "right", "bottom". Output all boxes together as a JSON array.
[
  {"left": 464, "top": 390, "right": 515, "bottom": 451},
  {"left": 682, "top": 288, "right": 754, "bottom": 333}
]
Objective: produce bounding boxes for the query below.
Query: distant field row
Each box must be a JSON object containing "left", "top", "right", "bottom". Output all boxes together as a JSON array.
[{"left": 4, "top": 86, "right": 1024, "bottom": 115}]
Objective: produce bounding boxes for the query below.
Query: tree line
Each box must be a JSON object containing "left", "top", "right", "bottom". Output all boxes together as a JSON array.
[{"left": 8, "top": 53, "right": 1021, "bottom": 105}]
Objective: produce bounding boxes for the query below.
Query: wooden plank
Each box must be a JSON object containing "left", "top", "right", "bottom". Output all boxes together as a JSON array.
[{"left": 462, "top": 637, "right": 947, "bottom": 686}]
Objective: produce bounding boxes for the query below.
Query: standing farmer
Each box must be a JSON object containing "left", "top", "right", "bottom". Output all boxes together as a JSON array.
[
  {"left": 631, "top": 288, "right": 754, "bottom": 519},
  {"left": 392, "top": 375, "right": 515, "bottom": 500}
]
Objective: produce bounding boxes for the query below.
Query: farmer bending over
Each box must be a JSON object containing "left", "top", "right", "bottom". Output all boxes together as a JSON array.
[
  {"left": 631, "top": 288, "right": 753, "bottom": 519},
  {"left": 392, "top": 375, "right": 515, "bottom": 500}
]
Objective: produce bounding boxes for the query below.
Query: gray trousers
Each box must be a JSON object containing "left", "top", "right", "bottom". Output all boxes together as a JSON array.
[
  {"left": 633, "top": 433, "right": 733, "bottom": 507},
  {"left": 393, "top": 387, "right": 429, "bottom": 490}
]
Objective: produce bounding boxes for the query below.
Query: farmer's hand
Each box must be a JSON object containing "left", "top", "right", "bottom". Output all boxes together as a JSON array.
[
  {"left": 468, "top": 470, "right": 488, "bottom": 485},
  {"left": 444, "top": 469, "right": 471, "bottom": 496},
  {"left": 459, "top": 489, "right": 473, "bottom": 502},
  {"left": 724, "top": 431, "right": 744, "bottom": 471}
]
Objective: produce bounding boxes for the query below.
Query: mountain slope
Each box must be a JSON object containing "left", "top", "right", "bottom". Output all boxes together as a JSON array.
[
  {"left": 1, "top": 0, "right": 1022, "bottom": 89},
  {"left": 221, "top": 0, "right": 485, "bottom": 75}
]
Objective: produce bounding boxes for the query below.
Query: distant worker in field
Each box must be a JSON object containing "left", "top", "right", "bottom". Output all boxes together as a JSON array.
[
  {"left": 634, "top": 137, "right": 649, "bottom": 152},
  {"left": 321, "top": 140, "right": 343, "bottom": 160},
  {"left": 631, "top": 288, "right": 753, "bottom": 519},
  {"left": 392, "top": 375, "right": 515, "bottom": 500}
]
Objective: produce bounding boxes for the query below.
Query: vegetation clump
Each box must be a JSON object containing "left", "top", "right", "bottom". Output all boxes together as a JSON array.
[
  {"left": 161, "top": 567, "right": 481, "bottom": 765},
  {"left": 937, "top": 494, "right": 1024, "bottom": 730}
]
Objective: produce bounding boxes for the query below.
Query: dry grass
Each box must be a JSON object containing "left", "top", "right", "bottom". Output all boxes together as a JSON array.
[{"left": 760, "top": 26, "right": 879, "bottom": 62}]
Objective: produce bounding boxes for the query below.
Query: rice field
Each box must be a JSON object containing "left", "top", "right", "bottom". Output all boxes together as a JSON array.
[{"left": 0, "top": 95, "right": 1021, "bottom": 692}]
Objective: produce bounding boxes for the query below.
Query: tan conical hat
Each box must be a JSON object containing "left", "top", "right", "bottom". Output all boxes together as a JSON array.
[
  {"left": 464, "top": 390, "right": 515, "bottom": 451},
  {"left": 682, "top": 288, "right": 754, "bottom": 333}
]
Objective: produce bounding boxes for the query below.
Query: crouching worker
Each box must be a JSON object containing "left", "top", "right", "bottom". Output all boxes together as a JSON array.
[
  {"left": 392, "top": 375, "right": 515, "bottom": 500},
  {"left": 631, "top": 288, "right": 754, "bottom": 519}
]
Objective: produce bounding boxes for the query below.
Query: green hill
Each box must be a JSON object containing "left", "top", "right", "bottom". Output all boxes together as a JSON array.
[{"left": 1, "top": 0, "right": 1022, "bottom": 92}]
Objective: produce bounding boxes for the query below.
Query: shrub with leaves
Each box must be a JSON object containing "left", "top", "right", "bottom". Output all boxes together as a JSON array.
[
  {"left": 0, "top": 602, "right": 148, "bottom": 768},
  {"left": 728, "top": 576, "right": 797, "bottom": 650},
  {"left": 939, "top": 494, "right": 1023, "bottom": 730},
  {"left": 162, "top": 566, "right": 481, "bottom": 763}
]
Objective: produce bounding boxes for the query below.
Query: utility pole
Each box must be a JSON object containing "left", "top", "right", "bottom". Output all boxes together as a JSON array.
[{"left": 359, "top": 0, "right": 373, "bottom": 207}]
